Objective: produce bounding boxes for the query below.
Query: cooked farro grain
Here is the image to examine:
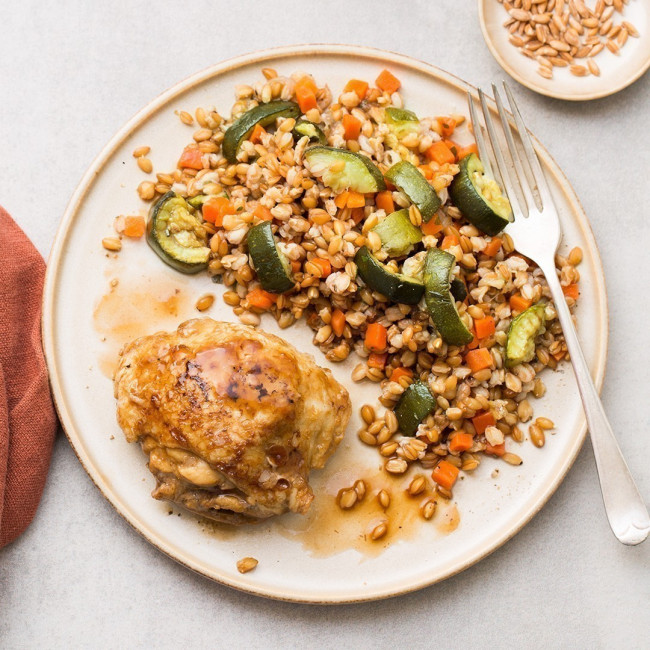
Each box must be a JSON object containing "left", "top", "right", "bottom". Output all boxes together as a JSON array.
[
  {"left": 102, "top": 237, "right": 122, "bottom": 252},
  {"left": 377, "top": 489, "right": 391, "bottom": 509},
  {"left": 530, "top": 423, "right": 546, "bottom": 448},
  {"left": 236, "top": 557, "right": 258, "bottom": 574},
  {"left": 195, "top": 294, "right": 215, "bottom": 312},
  {"left": 179, "top": 111, "right": 194, "bottom": 126},
  {"left": 421, "top": 498, "right": 437, "bottom": 520},
  {"left": 137, "top": 157, "right": 153, "bottom": 173},
  {"left": 370, "top": 521, "right": 388, "bottom": 541},
  {"left": 337, "top": 487, "right": 358, "bottom": 510},
  {"left": 132, "top": 145, "right": 150, "bottom": 158}
]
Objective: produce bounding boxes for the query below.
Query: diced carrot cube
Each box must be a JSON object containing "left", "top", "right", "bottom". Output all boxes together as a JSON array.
[
  {"left": 247, "top": 288, "right": 277, "bottom": 310},
  {"left": 178, "top": 147, "right": 203, "bottom": 170},
  {"left": 342, "top": 114, "right": 362, "bottom": 140},
  {"left": 249, "top": 123, "right": 266, "bottom": 144},
  {"left": 436, "top": 117, "right": 457, "bottom": 138},
  {"left": 426, "top": 141, "right": 456, "bottom": 165},
  {"left": 344, "top": 79, "right": 369, "bottom": 99},
  {"left": 390, "top": 366, "right": 413, "bottom": 383},
  {"left": 253, "top": 205, "right": 273, "bottom": 221},
  {"left": 350, "top": 207, "right": 365, "bottom": 224},
  {"left": 365, "top": 322, "right": 388, "bottom": 353},
  {"left": 509, "top": 294, "right": 533, "bottom": 313},
  {"left": 440, "top": 234, "right": 459, "bottom": 250},
  {"left": 448, "top": 431, "right": 474, "bottom": 453},
  {"left": 375, "top": 191, "right": 395, "bottom": 214},
  {"left": 375, "top": 69, "right": 401, "bottom": 94},
  {"left": 331, "top": 309, "right": 346, "bottom": 337},
  {"left": 334, "top": 191, "right": 350, "bottom": 209},
  {"left": 465, "top": 348, "right": 493, "bottom": 373},
  {"left": 432, "top": 460, "right": 459, "bottom": 490},
  {"left": 472, "top": 411, "right": 496, "bottom": 435},
  {"left": 202, "top": 196, "right": 236, "bottom": 227},
  {"left": 483, "top": 237, "right": 502, "bottom": 257},
  {"left": 368, "top": 352, "right": 388, "bottom": 369},
  {"left": 562, "top": 284, "right": 579, "bottom": 300},
  {"left": 485, "top": 442, "right": 506, "bottom": 457},
  {"left": 346, "top": 191, "right": 365, "bottom": 208},
  {"left": 122, "top": 216, "right": 145, "bottom": 238},
  {"left": 422, "top": 220, "right": 443, "bottom": 236},
  {"left": 474, "top": 316, "right": 496, "bottom": 340}
]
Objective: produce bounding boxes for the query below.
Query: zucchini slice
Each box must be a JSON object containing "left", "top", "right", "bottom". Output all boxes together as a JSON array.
[
  {"left": 450, "top": 278, "right": 468, "bottom": 302},
  {"left": 505, "top": 302, "right": 546, "bottom": 367},
  {"left": 292, "top": 119, "right": 327, "bottom": 144},
  {"left": 354, "top": 246, "right": 424, "bottom": 305},
  {"left": 384, "top": 161, "right": 441, "bottom": 223},
  {"left": 449, "top": 153, "right": 512, "bottom": 236},
  {"left": 401, "top": 251, "right": 426, "bottom": 283},
  {"left": 372, "top": 209, "right": 422, "bottom": 256},
  {"left": 223, "top": 100, "right": 300, "bottom": 163},
  {"left": 146, "top": 191, "right": 210, "bottom": 274},
  {"left": 187, "top": 194, "right": 210, "bottom": 209},
  {"left": 247, "top": 221, "right": 294, "bottom": 293},
  {"left": 304, "top": 146, "right": 386, "bottom": 193},
  {"left": 423, "top": 249, "right": 473, "bottom": 346},
  {"left": 385, "top": 107, "right": 419, "bottom": 140},
  {"left": 395, "top": 381, "right": 437, "bottom": 436}
]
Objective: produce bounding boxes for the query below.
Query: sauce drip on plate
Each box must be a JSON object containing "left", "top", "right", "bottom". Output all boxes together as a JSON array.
[
  {"left": 274, "top": 458, "right": 461, "bottom": 558},
  {"left": 93, "top": 277, "right": 189, "bottom": 378}
]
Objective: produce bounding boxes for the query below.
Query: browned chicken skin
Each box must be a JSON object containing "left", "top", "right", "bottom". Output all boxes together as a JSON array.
[{"left": 114, "top": 319, "right": 350, "bottom": 524}]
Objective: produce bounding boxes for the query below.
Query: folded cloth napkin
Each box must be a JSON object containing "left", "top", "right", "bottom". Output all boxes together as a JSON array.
[{"left": 0, "top": 206, "right": 57, "bottom": 549}]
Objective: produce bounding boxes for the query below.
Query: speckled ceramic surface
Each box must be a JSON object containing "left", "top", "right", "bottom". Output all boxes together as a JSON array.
[{"left": 42, "top": 44, "right": 608, "bottom": 603}]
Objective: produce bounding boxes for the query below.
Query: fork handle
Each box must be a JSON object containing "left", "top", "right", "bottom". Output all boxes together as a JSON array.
[{"left": 540, "top": 260, "right": 650, "bottom": 545}]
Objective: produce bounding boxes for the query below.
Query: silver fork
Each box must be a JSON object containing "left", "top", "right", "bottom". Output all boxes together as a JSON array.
[{"left": 469, "top": 82, "right": 649, "bottom": 545}]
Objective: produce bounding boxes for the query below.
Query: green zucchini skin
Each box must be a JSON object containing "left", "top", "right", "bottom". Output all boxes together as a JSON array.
[
  {"left": 292, "top": 119, "right": 327, "bottom": 144},
  {"left": 146, "top": 191, "right": 210, "bottom": 275},
  {"left": 384, "top": 161, "right": 441, "bottom": 223},
  {"left": 395, "top": 381, "right": 437, "bottom": 436},
  {"left": 385, "top": 107, "right": 419, "bottom": 139},
  {"left": 223, "top": 101, "right": 300, "bottom": 163},
  {"left": 448, "top": 154, "right": 511, "bottom": 236},
  {"left": 450, "top": 278, "right": 468, "bottom": 302},
  {"left": 247, "top": 221, "right": 294, "bottom": 293},
  {"left": 304, "top": 146, "right": 386, "bottom": 193},
  {"left": 385, "top": 107, "right": 418, "bottom": 123},
  {"left": 372, "top": 209, "right": 422, "bottom": 256},
  {"left": 505, "top": 302, "right": 546, "bottom": 367},
  {"left": 423, "top": 249, "right": 473, "bottom": 346},
  {"left": 354, "top": 246, "right": 424, "bottom": 305}
]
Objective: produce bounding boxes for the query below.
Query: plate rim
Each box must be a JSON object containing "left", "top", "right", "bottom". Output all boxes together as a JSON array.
[
  {"left": 477, "top": 0, "right": 650, "bottom": 101},
  {"left": 42, "top": 43, "right": 609, "bottom": 603}
]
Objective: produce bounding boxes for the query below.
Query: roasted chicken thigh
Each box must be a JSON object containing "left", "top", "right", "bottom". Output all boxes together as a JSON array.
[{"left": 114, "top": 319, "right": 350, "bottom": 524}]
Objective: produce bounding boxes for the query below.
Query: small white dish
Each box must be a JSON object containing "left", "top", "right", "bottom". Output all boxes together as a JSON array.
[{"left": 479, "top": 0, "right": 650, "bottom": 100}]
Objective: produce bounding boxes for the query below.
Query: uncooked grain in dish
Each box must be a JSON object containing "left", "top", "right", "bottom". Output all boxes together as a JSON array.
[{"left": 497, "top": 0, "right": 638, "bottom": 79}]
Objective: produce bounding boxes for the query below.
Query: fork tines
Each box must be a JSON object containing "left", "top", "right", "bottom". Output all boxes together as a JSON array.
[{"left": 467, "top": 82, "right": 553, "bottom": 218}]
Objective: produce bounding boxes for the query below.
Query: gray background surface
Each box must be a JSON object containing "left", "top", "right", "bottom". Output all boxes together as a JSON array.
[{"left": 1, "top": 1, "right": 649, "bottom": 648}]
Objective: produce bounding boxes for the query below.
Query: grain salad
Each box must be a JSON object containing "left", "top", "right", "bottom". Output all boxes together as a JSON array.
[{"left": 115, "top": 68, "right": 582, "bottom": 513}]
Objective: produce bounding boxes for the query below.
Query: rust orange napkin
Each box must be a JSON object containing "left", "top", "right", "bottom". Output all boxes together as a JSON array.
[{"left": 0, "top": 206, "right": 57, "bottom": 548}]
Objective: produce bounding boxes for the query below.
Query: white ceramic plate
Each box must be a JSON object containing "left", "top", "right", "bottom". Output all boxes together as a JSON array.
[
  {"left": 42, "top": 44, "right": 608, "bottom": 603},
  {"left": 479, "top": 0, "right": 650, "bottom": 100}
]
